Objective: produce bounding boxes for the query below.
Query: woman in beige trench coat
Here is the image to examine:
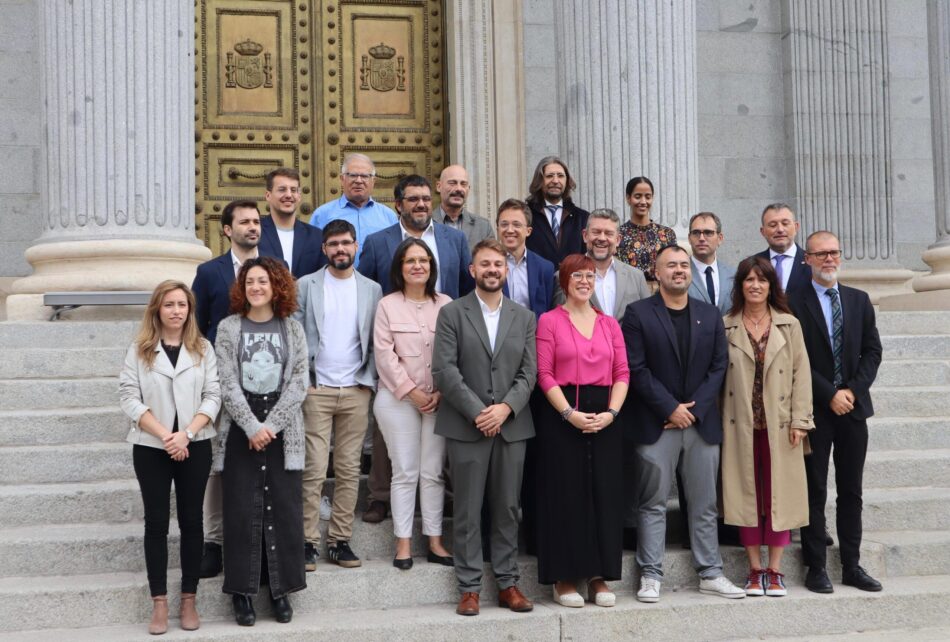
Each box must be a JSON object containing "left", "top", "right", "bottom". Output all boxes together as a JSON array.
[{"left": 721, "top": 256, "right": 814, "bottom": 598}]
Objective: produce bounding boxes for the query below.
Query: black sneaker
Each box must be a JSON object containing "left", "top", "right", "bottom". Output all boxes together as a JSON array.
[
  {"left": 327, "top": 541, "right": 361, "bottom": 568},
  {"left": 199, "top": 542, "right": 223, "bottom": 578},
  {"left": 304, "top": 542, "right": 319, "bottom": 572}
]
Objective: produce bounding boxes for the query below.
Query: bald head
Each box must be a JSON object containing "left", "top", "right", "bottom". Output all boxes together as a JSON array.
[{"left": 436, "top": 165, "right": 470, "bottom": 219}]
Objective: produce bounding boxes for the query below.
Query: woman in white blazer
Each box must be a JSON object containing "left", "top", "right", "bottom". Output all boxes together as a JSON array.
[{"left": 119, "top": 280, "right": 220, "bottom": 635}]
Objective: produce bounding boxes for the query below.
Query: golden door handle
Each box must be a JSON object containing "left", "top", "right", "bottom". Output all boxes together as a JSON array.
[{"left": 228, "top": 167, "right": 270, "bottom": 180}]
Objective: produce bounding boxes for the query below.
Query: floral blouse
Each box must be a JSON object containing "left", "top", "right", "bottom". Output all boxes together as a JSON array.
[
  {"left": 616, "top": 221, "right": 677, "bottom": 281},
  {"left": 748, "top": 325, "right": 770, "bottom": 431}
]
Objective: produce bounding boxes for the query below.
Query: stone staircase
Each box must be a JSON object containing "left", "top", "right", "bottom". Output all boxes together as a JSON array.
[{"left": 0, "top": 313, "right": 949, "bottom": 640}]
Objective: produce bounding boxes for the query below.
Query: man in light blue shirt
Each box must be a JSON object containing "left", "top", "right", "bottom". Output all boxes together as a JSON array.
[{"left": 309, "top": 153, "right": 398, "bottom": 267}]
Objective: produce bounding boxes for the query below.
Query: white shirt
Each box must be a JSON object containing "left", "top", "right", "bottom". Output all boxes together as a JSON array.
[
  {"left": 769, "top": 246, "right": 798, "bottom": 292},
  {"left": 314, "top": 271, "right": 362, "bottom": 386},
  {"left": 401, "top": 221, "right": 442, "bottom": 293},
  {"left": 506, "top": 250, "right": 530, "bottom": 310},
  {"left": 476, "top": 292, "right": 502, "bottom": 352},
  {"left": 230, "top": 248, "right": 259, "bottom": 278},
  {"left": 595, "top": 258, "right": 617, "bottom": 316},
  {"left": 275, "top": 227, "right": 295, "bottom": 272},
  {"left": 691, "top": 256, "right": 719, "bottom": 305}
]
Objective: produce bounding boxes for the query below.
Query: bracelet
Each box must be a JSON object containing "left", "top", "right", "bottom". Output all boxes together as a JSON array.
[
  {"left": 607, "top": 409, "right": 620, "bottom": 420},
  {"left": 560, "top": 406, "right": 574, "bottom": 421}
]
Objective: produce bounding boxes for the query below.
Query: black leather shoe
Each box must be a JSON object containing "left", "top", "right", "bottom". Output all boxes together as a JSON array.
[
  {"left": 232, "top": 594, "right": 256, "bottom": 626},
  {"left": 199, "top": 542, "right": 222, "bottom": 578},
  {"left": 824, "top": 528, "right": 834, "bottom": 546},
  {"left": 270, "top": 594, "right": 293, "bottom": 623},
  {"left": 805, "top": 567, "right": 834, "bottom": 594},
  {"left": 842, "top": 566, "right": 882, "bottom": 592},
  {"left": 427, "top": 550, "right": 454, "bottom": 567},
  {"left": 393, "top": 556, "right": 414, "bottom": 570}
]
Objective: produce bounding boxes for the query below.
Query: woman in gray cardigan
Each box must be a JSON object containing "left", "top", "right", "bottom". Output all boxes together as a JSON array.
[
  {"left": 214, "top": 257, "right": 308, "bottom": 627},
  {"left": 119, "top": 280, "right": 220, "bottom": 635}
]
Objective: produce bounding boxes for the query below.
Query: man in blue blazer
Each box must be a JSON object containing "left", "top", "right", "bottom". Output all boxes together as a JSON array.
[
  {"left": 257, "top": 168, "right": 326, "bottom": 279},
  {"left": 358, "top": 174, "right": 474, "bottom": 298},
  {"left": 497, "top": 198, "right": 554, "bottom": 318},
  {"left": 755, "top": 203, "right": 810, "bottom": 294},
  {"left": 687, "top": 212, "right": 736, "bottom": 315},
  {"left": 621, "top": 244, "right": 744, "bottom": 603}
]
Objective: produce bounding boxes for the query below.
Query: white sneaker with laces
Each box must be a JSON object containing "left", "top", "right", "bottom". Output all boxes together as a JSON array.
[
  {"left": 699, "top": 575, "right": 746, "bottom": 599},
  {"left": 637, "top": 576, "right": 661, "bottom": 603},
  {"left": 319, "top": 495, "right": 332, "bottom": 521}
]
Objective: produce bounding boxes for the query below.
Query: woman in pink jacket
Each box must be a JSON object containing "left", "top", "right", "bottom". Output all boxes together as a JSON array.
[{"left": 373, "top": 238, "right": 454, "bottom": 569}]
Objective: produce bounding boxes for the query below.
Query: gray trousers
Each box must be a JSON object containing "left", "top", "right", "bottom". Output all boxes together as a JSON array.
[
  {"left": 635, "top": 426, "right": 723, "bottom": 580},
  {"left": 446, "top": 436, "right": 526, "bottom": 594}
]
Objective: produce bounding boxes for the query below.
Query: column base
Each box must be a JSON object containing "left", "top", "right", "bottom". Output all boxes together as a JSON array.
[
  {"left": 837, "top": 267, "right": 916, "bottom": 305},
  {"left": 5, "top": 239, "right": 211, "bottom": 321},
  {"left": 879, "top": 245, "right": 950, "bottom": 311}
]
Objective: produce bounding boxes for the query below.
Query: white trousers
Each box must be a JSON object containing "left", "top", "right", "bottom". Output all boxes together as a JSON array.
[{"left": 374, "top": 388, "right": 446, "bottom": 538}]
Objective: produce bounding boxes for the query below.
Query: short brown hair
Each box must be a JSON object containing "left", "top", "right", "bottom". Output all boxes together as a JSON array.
[
  {"left": 471, "top": 238, "right": 507, "bottom": 262},
  {"left": 229, "top": 256, "right": 298, "bottom": 318},
  {"left": 495, "top": 198, "right": 532, "bottom": 227},
  {"left": 557, "top": 254, "right": 596, "bottom": 302},
  {"left": 266, "top": 167, "right": 300, "bottom": 191}
]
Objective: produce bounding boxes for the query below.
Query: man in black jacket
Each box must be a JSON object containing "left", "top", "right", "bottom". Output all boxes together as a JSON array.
[{"left": 525, "top": 156, "right": 589, "bottom": 267}]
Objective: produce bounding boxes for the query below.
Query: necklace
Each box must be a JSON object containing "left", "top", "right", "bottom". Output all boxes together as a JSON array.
[{"left": 742, "top": 309, "right": 770, "bottom": 332}]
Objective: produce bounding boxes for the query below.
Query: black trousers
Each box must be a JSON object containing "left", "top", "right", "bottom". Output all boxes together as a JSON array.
[
  {"left": 133, "top": 440, "right": 212, "bottom": 597},
  {"left": 800, "top": 409, "right": 868, "bottom": 569}
]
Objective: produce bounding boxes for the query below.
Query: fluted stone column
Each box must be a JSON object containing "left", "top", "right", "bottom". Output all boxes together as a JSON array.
[
  {"left": 785, "top": 0, "right": 913, "bottom": 302},
  {"left": 553, "top": 0, "right": 698, "bottom": 229},
  {"left": 6, "top": 0, "right": 209, "bottom": 320}
]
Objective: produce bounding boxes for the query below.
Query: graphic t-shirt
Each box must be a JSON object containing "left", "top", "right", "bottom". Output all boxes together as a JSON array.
[{"left": 239, "top": 317, "right": 286, "bottom": 394}]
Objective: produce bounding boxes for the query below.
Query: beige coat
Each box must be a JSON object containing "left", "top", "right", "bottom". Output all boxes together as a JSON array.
[{"left": 721, "top": 310, "right": 814, "bottom": 531}]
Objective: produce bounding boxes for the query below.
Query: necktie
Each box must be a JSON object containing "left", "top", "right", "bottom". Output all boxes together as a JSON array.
[
  {"left": 704, "top": 266, "right": 716, "bottom": 304},
  {"left": 826, "top": 288, "right": 843, "bottom": 387},
  {"left": 546, "top": 205, "right": 560, "bottom": 238},
  {"left": 773, "top": 254, "right": 786, "bottom": 289}
]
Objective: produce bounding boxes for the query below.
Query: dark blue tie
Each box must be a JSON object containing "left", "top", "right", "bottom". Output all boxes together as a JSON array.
[
  {"left": 546, "top": 205, "right": 560, "bottom": 238},
  {"left": 826, "top": 288, "right": 843, "bottom": 387},
  {"left": 705, "top": 266, "right": 716, "bottom": 305}
]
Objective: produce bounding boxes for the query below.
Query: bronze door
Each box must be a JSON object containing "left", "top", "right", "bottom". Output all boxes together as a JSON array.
[{"left": 196, "top": 0, "right": 447, "bottom": 254}]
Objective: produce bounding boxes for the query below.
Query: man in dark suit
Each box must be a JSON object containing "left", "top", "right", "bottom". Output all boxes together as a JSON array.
[
  {"left": 258, "top": 167, "right": 326, "bottom": 279},
  {"left": 755, "top": 203, "right": 810, "bottom": 294},
  {"left": 687, "top": 212, "right": 736, "bottom": 315},
  {"left": 525, "top": 156, "right": 589, "bottom": 267},
  {"left": 433, "top": 239, "right": 537, "bottom": 617},
  {"left": 789, "top": 230, "right": 883, "bottom": 594},
  {"left": 497, "top": 198, "right": 554, "bottom": 318},
  {"left": 621, "top": 244, "right": 744, "bottom": 603},
  {"left": 358, "top": 174, "right": 474, "bottom": 298}
]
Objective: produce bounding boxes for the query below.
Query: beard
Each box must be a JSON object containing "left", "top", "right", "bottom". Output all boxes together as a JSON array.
[
  {"left": 403, "top": 212, "right": 432, "bottom": 232},
  {"left": 331, "top": 253, "right": 354, "bottom": 270},
  {"left": 476, "top": 272, "right": 504, "bottom": 293}
]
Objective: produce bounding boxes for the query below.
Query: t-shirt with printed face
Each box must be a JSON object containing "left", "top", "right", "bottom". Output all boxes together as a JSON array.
[{"left": 239, "top": 317, "right": 286, "bottom": 394}]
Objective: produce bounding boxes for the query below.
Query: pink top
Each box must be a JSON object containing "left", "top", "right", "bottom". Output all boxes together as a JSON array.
[
  {"left": 536, "top": 305, "right": 630, "bottom": 393},
  {"left": 374, "top": 292, "right": 452, "bottom": 400}
]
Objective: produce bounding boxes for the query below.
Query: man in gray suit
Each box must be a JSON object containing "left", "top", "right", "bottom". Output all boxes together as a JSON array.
[
  {"left": 294, "top": 219, "right": 383, "bottom": 571},
  {"left": 687, "top": 212, "right": 735, "bottom": 315},
  {"left": 433, "top": 238, "right": 538, "bottom": 617},
  {"left": 433, "top": 164, "right": 494, "bottom": 252}
]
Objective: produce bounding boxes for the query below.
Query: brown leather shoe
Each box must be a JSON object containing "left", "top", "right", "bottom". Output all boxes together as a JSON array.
[
  {"left": 456, "top": 591, "right": 480, "bottom": 616},
  {"left": 361, "top": 500, "right": 388, "bottom": 524},
  {"left": 498, "top": 585, "right": 533, "bottom": 612},
  {"left": 149, "top": 595, "right": 168, "bottom": 635},
  {"left": 179, "top": 593, "right": 200, "bottom": 631}
]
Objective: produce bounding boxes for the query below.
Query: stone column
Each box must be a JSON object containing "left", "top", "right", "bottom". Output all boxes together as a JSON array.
[
  {"left": 445, "top": 0, "right": 527, "bottom": 219},
  {"left": 6, "top": 0, "right": 210, "bottom": 320},
  {"left": 785, "top": 0, "right": 913, "bottom": 302},
  {"left": 552, "top": 0, "right": 698, "bottom": 230}
]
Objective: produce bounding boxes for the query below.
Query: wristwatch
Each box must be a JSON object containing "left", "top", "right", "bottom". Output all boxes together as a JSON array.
[
  {"left": 607, "top": 409, "right": 620, "bottom": 420},
  {"left": 185, "top": 429, "right": 196, "bottom": 442}
]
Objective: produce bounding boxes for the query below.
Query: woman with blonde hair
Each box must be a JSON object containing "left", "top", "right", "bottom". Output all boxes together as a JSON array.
[{"left": 119, "top": 280, "right": 220, "bottom": 634}]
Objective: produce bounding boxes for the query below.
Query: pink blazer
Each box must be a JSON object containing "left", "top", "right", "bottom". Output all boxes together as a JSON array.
[{"left": 373, "top": 292, "right": 452, "bottom": 399}]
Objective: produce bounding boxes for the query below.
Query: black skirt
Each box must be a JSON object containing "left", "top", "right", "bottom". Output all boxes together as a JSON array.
[
  {"left": 535, "top": 384, "right": 623, "bottom": 585},
  {"left": 221, "top": 392, "right": 305, "bottom": 598}
]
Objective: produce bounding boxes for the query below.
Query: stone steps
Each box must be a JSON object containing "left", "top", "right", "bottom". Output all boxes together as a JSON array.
[
  {"left": 3, "top": 574, "right": 950, "bottom": 640},
  {"left": 880, "top": 335, "right": 950, "bottom": 359},
  {"left": 0, "top": 442, "right": 132, "bottom": 484},
  {"left": 873, "top": 359, "right": 950, "bottom": 387},
  {"left": 840, "top": 487, "right": 950, "bottom": 532},
  {"left": 0, "top": 321, "right": 137, "bottom": 347},
  {"left": 876, "top": 311, "right": 950, "bottom": 335},
  {"left": 870, "top": 386, "right": 950, "bottom": 417},
  {"left": 0, "top": 347, "right": 126, "bottom": 379},
  {"left": 0, "top": 479, "right": 144, "bottom": 527},
  {"left": 0, "top": 407, "right": 128, "bottom": 446},
  {"left": 0, "top": 378, "right": 117, "bottom": 411},
  {"left": 867, "top": 417, "right": 950, "bottom": 451}
]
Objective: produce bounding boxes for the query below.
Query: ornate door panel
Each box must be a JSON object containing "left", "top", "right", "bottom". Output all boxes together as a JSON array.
[{"left": 195, "top": 0, "right": 446, "bottom": 255}]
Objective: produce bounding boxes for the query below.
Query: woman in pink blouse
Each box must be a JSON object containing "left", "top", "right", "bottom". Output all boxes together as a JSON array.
[
  {"left": 535, "top": 253, "right": 630, "bottom": 608},
  {"left": 373, "top": 238, "right": 454, "bottom": 570}
]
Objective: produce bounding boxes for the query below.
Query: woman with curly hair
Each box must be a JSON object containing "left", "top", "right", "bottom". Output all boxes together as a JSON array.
[
  {"left": 119, "top": 280, "right": 220, "bottom": 634},
  {"left": 213, "top": 256, "right": 309, "bottom": 626}
]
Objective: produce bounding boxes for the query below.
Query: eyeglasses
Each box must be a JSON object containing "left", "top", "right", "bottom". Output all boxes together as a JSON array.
[
  {"left": 403, "top": 257, "right": 431, "bottom": 266},
  {"left": 498, "top": 221, "right": 527, "bottom": 230},
  {"left": 689, "top": 229, "right": 718, "bottom": 238},
  {"left": 570, "top": 272, "right": 596, "bottom": 282},
  {"left": 324, "top": 239, "right": 355, "bottom": 249},
  {"left": 402, "top": 195, "right": 433, "bottom": 204},
  {"left": 343, "top": 172, "right": 375, "bottom": 181},
  {"left": 806, "top": 250, "right": 842, "bottom": 260}
]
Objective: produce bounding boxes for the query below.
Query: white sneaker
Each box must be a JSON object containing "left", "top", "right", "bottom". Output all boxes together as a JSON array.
[
  {"left": 637, "top": 576, "right": 661, "bottom": 603},
  {"left": 699, "top": 575, "right": 746, "bottom": 599},
  {"left": 319, "top": 495, "right": 332, "bottom": 521}
]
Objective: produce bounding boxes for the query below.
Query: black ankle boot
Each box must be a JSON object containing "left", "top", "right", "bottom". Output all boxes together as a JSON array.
[
  {"left": 232, "top": 594, "right": 256, "bottom": 626},
  {"left": 270, "top": 594, "right": 293, "bottom": 623},
  {"left": 199, "top": 542, "right": 223, "bottom": 578}
]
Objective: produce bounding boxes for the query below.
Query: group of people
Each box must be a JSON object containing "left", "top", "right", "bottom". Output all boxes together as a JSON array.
[{"left": 118, "top": 154, "right": 883, "bottom": 634}]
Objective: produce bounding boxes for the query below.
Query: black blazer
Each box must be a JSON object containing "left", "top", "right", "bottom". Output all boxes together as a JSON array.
[
  {"left": 621, "top": 294, "right": 728, "bottom": 446},
  {"left": 754, "top": 245, "right": 810, "bottom": 294},
  {"left": 525, "top": 198, "right": 589, "bottom": 268},
  {"left": 788, "top": 282, "right": 882, "bottom": 420},
  {"left": 259, "top": 216, "right": 326, "bottom": 279}
]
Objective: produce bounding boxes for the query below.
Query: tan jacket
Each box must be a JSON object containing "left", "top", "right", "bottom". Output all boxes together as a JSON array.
[{"left": 721, "top": 310, "right": 814, "bottom": 531}]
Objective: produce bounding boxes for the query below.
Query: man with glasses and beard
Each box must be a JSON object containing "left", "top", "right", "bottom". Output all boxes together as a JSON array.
[{"left": 293, "top": 219, "right": 382, "bottom": 571}]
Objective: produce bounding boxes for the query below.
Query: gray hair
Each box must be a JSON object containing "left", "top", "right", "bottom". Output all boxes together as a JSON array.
[
  {"left": 689, "top": 211, "right": 722, "bottom": 233},
  {"left": 587, "top": 208, "right": 621, "bottom": 228},
  {"left": 761, "top": 202, "right": 795, "bottom": 225},
  {"left": 341, "top": 153, "right": 376, "bottom": 175}
]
